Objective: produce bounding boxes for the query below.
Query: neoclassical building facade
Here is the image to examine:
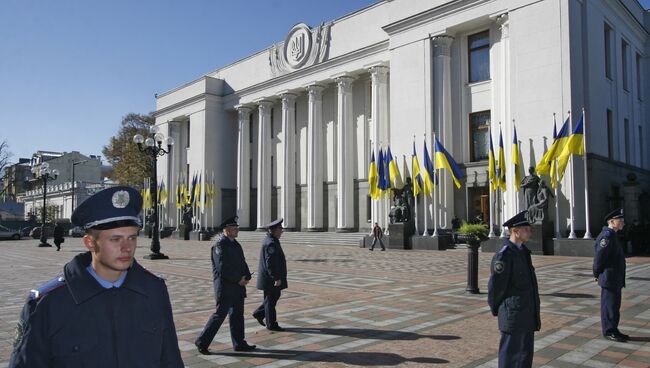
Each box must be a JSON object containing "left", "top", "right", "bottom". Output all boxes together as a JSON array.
[{"left": 154, "top": 0, "right": 649, "bottom": 235}]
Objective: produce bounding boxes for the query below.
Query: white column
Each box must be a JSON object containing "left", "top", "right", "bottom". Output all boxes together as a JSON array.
[
  {"left": 307, "top": 84, "right": 325, "bottom": 230},
  {"left": 335, "top": 75, "right": 356, "bottom": 231},
  {"left": 280, "top": 93, "right": 297, "bottom": 230},
  {"left": 432, "top": 35, "right": 454, "bottom": 229},
  {"left": 256, "top": 100, "right": 273, "bottom": 229},
  {"left": 235, "top": 105, "right": 252, "bottom": 228},
  {"left": 497, "top": 14, "right": 515, "bottom": 221},
  {"left": 369, "top": 65, "right": 389, "bottom": 230}
]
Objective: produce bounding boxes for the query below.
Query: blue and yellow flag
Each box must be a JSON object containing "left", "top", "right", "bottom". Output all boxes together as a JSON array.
[
  {"left": 377, "top": 149, "right": 389, "bottom": 195},
  {"left": 536, "top": 117, "right": 569, "bottom": 177},
  {"left": 434, "top": 136, "right": 464, "bottom": 189},
  {"left": 411, "top": 143, "right": 423, "bottom": 197},
  {"left": 422, "top": 141, "right": 435, "bottom": 197},
  {"left": 557, "top": 113, "right": 585, "bottom": 181},
  {"left": 387, "top": 146, "right": 404, "bottom": 189},
  {"left": 512, "top": 126, "right": 521, "bottom": 192},
  {"left": 368, "top": 151, "right": 380, "bottom": 200},
  {"left": 497, "top": 129, "right": 506, "bottom": 191},
  {"left": 159, "top": 181, "right": 168, "bottom": 205},
  {"left": 488, "top": 131, "right": 497, "bottom": 191}
]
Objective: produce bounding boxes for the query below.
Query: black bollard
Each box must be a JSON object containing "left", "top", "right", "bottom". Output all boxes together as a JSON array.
[{"left": 466, "top": 240, "right": 480, "bottom": 294}]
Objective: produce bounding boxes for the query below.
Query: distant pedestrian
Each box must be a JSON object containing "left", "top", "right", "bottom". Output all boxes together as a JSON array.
[
  {"left": 370, "top": 222, "right": 385, "bottom": 251},
  {"left": 487, "top": 211, "right": 541, "bottom": 368},
  {"left": 195, "top": 216, "right": 256, "bottom": 354},
  {"left": 53, "top": 222, "right": 64, "bottom": 251},
  {"left": 253, "top": 218, "right": 288, "bottom": 331},
  {"left": 9, "top": 186, "right": 184, "bottom": 367},
  {"left": 593, "top": 208, "right": 629, "bottom": 342}
]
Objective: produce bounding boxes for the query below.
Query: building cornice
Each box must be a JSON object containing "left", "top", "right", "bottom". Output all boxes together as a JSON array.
[
  {"left": 154, "top": 93, "right": 223, "bottom": 117},
  {"left": 382, "top": 0, "right": 489, "bottom": 36}
]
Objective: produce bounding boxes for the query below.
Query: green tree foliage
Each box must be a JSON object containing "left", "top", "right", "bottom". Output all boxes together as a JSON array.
[{"left": 102, "top": 113, "right": 154, "bottom": 188}]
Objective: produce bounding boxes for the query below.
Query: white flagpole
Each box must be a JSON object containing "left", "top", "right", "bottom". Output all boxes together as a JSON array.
[
  {"left": 568, "top": 111, "right": 577, "bottom": 239},
  {"left": 432, "top": 132, "right": 439, "bottom": 237},
  {"left": 422, "top": 136, "right": 428, "bottom": 236},
  {"left": 211, "top": 170, "right": 215, "bottom": 231},
  {"left": 552, "top": 114, "right": 561, "bottom": 238},
  {"left": 582, "top": 108, "right": 592, "bottom": 239},
  {"left": 488, "top": 128, "right": 496, "bottom": 238}
]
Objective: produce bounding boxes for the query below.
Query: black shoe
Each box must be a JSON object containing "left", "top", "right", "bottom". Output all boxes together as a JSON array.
[
  {"left": 605, "top": 333, "right": 627, "bottom": 342},
  {"left": 616, "top": 331, "right": 630, "bottom": 340},
  {"left": 253, "top": 314, "right": 265, "bottom": 326},
  {"left": 195, "top": 343, "right": 211, "bottom": 355},
  {"left": 380, "top": 248, "right": 385, "bottom": 251},
  {"left": 267, "top": 324, "right": 285, "bottom": 332},
  {"left": 369, "top": 248, "right": 373, "bottom": 251},
  {"left": 234, "top": 343, "right": 256, "bottom": 352}
]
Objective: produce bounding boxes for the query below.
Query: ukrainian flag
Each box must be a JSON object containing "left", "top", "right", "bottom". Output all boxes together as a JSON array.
[
  {"left": 387, "top": 146, "right": 404, "bottom": 189},
  {"left": 497, "top": 129, "right": 506, "bottom": 192},
  {"left": 512, "top": 126, "right": 521, "bottom": 192},
  {"left": 488, "top": 131, "right": 497, "bottom": 191},
  {"left": 377, "top": 149, "right": 389, "bottom": 195},
  {"left": 422, "top": 141, "right": 435, "bottom": 197},
  {"left": 536, "top": 117, "right": 569, "bottom": 176},
  {"left": 557, "top": 113, "right": 585, "bottom": 181},
  {"left": 412, "top": 143, "right": 423, "bottom": 197},
  {"left": 368, "top": 151, "right": 380, "bottom": 200},
  {"left": 434, "top": 136, "right": 464, "bottom": 189}
]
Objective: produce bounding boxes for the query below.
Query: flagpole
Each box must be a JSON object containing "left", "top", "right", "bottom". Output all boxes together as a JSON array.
[
  {"left": 567, "top": 111, "right": 577, "bottom": 239},
  {"left": 409, "top": 144, "right": 420, "bottom": 235},
  {"left": 550, "top": 113, "right": 561, "bottom": 238},
  {"left": 498, "top": 123, "right": 506, "bottom": 238},
  {"left": 432, "top": 132, "right": 439, "bottom": 238},
  {"left": 488, "top": 128, "right": 496, "bottom": 238},
  {"left": 422, "top": 135, "right": 428, "bottom": 236},
  {"left": 582, "top": 107, "right": 592, "bottom": 239}
]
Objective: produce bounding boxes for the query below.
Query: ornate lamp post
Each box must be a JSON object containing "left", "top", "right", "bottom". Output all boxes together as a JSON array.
[
  {"left": 31, "top": 162, "right": 59, "bottom": 247},
  {"left": 133, "top": 125, "right": 174, "bottom": 260}
]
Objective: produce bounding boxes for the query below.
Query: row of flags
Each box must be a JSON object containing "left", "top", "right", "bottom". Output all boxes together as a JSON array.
[
  {"left": 141, "top": 172, "right": 218, "bottom": 210},
  {"left": 536, "top": 113, "right": 585, "bottom": 188}
]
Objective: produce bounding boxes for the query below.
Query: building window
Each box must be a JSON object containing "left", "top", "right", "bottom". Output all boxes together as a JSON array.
[
  {"left": 624, "top": 118, "right": 630, "bottom": 163},
  {"left": 468, "top": 30, "right": 490, "bottom": 83},
  {"left": 622, "top": 40, "right": 629, "bottom": 91},
  {"left": 469, "top": 110, "right": 491, "bottom": 162},
  {"left": 607, "top": 109, "right": 613, "bottom": 159},
  {"left": 636, "top": 52, "right": 642, "bottom": 100},
  {"left": 604, "top": 24, "right": 613, "bottom": 79}
]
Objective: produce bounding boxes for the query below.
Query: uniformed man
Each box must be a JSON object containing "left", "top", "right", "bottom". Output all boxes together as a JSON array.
[
  {"left": 252, "top": 218, "right": 288, "bottom": 331},
  {"left": 9, "top": 186, "right": 184, "bottom": 368},
  {"left": 195, "top": 216, "right": 256, "bottom": 354},
  {"left": 487, "top": 211, "right": 541, "bottom": 368},
  {"left": 593, "top": 208, "right": 628, "bottom": 342}
]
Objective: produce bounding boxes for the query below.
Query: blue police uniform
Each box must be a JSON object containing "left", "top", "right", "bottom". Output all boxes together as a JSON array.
[
  {"left": 487, "top": 211, "right": 541, "bottom": 368},
  {"left": 9, "top": 186, "right": 184, "bottom": 368},
  {"left": 593, "top": 208, "right": 627, "bottom": 341},
  {"left": 195, "top": 217, "right": 254, "bottom": 353},
  {"left": 253, "top": 219, "right": 288, "bottom": 330}
]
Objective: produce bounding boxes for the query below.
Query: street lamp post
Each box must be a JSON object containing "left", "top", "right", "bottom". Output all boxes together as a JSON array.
[
  {"left": 133, "top": 125, "right": 174, "bottom": 260},
  {"left": 71, "top": 160, "right": 89, "bottom": 217},
  {"left": 31, "top": 162, "right": 59, "bottom": 247}
]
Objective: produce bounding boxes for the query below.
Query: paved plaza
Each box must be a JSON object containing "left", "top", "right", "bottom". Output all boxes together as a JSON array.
[{"left": 1, "top": 236, "right": 649, "bottom": 367}]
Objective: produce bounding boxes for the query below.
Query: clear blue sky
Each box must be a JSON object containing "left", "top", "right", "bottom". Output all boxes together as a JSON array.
[{"left": 0, "top": 0, "right": 376, "bottom": 163}]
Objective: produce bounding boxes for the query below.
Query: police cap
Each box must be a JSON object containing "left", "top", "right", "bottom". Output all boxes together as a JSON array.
[
  {"left": 503, "top": 211, "right": 531, "bottom": 228},
  {"left": 71, "top": 186, "right": 143, "bottom": 230},
  {"left": 219, "top": 216, "right": 239, "bottom": 230},
  {"left": 604, "top": 208, "right": 624, "bottom": 222},
  {"left": 265, "top": 218, "right": 284, "bottom": 230}
]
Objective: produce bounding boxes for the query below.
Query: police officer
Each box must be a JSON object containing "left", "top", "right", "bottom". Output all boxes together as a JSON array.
[
  {"left": 593, "top": 208, "right": 628, "bottom": 342},
  {"left": 252, "top": 218, "right": 288, "bottom": 331},
  {"left": 195, "top": 216, "right": 256, "bottom": 354},
  {"left": 9, "top": 186, "right": 184, "bottom": 368},
  {"left": 487, "top": 211, "right": 541, "bottom": 368}
]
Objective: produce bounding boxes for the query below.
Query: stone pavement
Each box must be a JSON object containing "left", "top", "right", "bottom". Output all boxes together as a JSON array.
[{"left": 1, "top": 236, "right": 649, "bottom": 367}]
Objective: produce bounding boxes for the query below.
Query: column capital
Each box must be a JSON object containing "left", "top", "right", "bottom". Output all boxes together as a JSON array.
[
  {"left": 305, "top": 84, "right": 326, "bottom": 100},
  {"left": 235, "top": 104, "right": 253, "bottom": 120},
  {"left": 255, "top": 99, "right": 274, "bottom": 114},
  {"left": 432, "top": 35, "right": 454, "bottom": 57},
  {"left": 334, "top": 75, "right": 355, "bottom": 91},
  {"left": 280, "top": 92, "right": 298, "bottom": 105},
  {"left": 495, "top": 13, "right": 509, "bottom": 39}
]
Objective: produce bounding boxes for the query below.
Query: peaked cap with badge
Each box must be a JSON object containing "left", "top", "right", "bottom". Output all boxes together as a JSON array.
[
  {"left": 265, "top": 218, "right": 283, "bottom": 230},
  {"left": 604, "top": 208, "right": 624, "bottom": 222},
  {"left": 71, "top": 186, "right": 143, "bottom": 230},
  {"left": 218, "top": 216, "right": 239, "bottom": 231},
  {"left": 502, "top": 211, "right": 531, "bottom": 228}
]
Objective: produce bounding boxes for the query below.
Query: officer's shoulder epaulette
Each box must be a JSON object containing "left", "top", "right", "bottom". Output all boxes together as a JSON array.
[
  {"left": 497, "top": 245, "right": 511, "bottom": 255},
  {"left": 29, "top": 275, "right": 66, "bottom": 301}
]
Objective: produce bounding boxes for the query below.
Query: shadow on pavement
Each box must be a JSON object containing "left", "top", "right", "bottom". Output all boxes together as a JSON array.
[
  {"left": 219, "top": 349, "right": 449, "bottom": 365},
  {"left": 284, "top": 327, "right": 461, "bottom": 341},
  {"left": 543, "top": 292, "right": 595, "bottom": 299},
  {"left": 629, "top": 336, "right": 650, "bottom": 342},
  {"left": 628, "top": 276, "right": 650, "bottom": 281}
]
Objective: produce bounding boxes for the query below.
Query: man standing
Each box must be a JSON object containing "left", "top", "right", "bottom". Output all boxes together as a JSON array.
[
  {"left": 53, "top": 222, "right": 64, "bottom": 251},
  {"left": 370, "top": 222, "right": 385, "bottom": 251},
  {"left": 253, "top": 218, "right": 288, "bottom": 331},
  {"left": 593, "top": 208, "right": 628, "bottom": 342},
  {"left": 9, "top": 186, "right": 184, "bottom": 367},
  {"left": 195, "top": 216, "right": 256, "bottom": 354},
  {"left": 487, "top": 211, "right": 541, "bottom": 368}
]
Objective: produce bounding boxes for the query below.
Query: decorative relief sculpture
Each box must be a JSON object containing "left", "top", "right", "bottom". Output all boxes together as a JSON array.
[{"left": 269, "top": 22, "right": 331, "bottom": 77}]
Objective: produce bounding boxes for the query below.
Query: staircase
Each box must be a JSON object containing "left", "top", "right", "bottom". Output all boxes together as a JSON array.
[{"left": 232, "top": 231, "right": 368, "bottom": 247}]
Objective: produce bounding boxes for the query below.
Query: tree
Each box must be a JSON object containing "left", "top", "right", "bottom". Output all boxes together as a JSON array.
[
  {"left": 0, "top": 140, "right": 13, "bottom": 198},
  {"left": 103, "top": 113, "right": 154, "bottom": 188}
]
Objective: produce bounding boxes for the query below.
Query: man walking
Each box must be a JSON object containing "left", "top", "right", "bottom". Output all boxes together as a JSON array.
[
  {"left": 253, "top": 218, "right": 288, "bottom": 331},
  {"left": 370, "top": 222, "right": 385, "bottom": 251},
  {"left": 487, "top": 211, "right": 541, "bottom": 368},
  {"left": 593, "top": 208, "right": 628, "bottom": 342},
  {"left": 195, "top": 216, "right": 256, "bottom": 354}
]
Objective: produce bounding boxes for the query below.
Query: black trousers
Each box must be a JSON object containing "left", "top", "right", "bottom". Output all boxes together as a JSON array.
[
  {"left": 499, "top": 330, "right": 534, "bottom": 368},
  {"left": 370, "top": 237, "right": 385, "bottom": 250},
  {"left": 601, "top": 287, "right": 622, "bottom": 335},
  {"left": 196, "top": 296, "right": 246, "bottom": 349},
  {"left": 253, "top": 288, "right": 281, "bottom": 327}
]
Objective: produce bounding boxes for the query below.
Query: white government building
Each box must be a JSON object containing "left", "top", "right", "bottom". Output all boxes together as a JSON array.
[{"left": 153, "top": 0, "right": 649, "bottom": 237}]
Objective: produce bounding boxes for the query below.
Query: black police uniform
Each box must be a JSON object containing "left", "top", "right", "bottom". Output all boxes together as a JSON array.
[
  {"left": 195, "top": 219, "right": 253, "bottom": 352},
  {"left": 593, "top": 209, "right": 627, "bottom": 340},
  {"left": 253, "top": 219, "right": 288, "bottom": 330},
  {"left": 487, "top": 211, "right": 541, "bottom": 368},
  {"left": 9, "top": 186, "right": 184, "bottom": 368}
]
